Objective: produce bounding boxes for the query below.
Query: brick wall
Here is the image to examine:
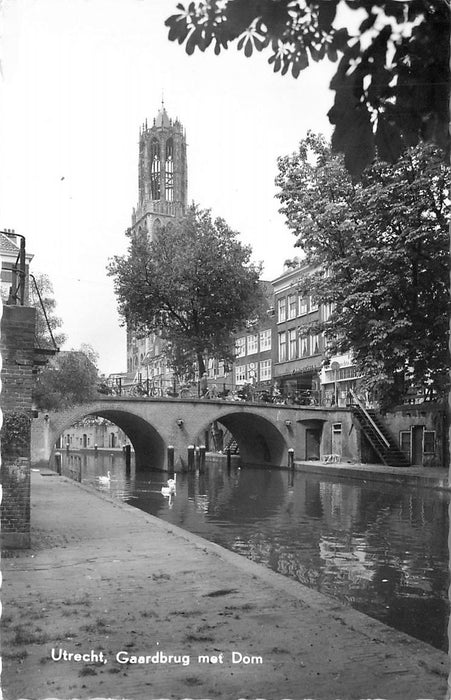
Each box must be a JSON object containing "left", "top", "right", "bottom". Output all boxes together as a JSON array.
[{"left": 1, "top": 305, "right": 37, "bottom": 548}]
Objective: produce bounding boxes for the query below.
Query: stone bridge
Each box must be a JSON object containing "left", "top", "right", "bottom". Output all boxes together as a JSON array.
[{"left": 31, "top": 397, "right": 359, "bottom": 471}]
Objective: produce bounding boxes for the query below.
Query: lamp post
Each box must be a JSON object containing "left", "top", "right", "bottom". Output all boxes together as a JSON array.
[{"left": 331, "top": 361, "right": 340, "bottom": 406}]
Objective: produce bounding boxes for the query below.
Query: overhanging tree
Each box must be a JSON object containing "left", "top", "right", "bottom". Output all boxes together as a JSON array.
[
  {"left": 33, "top": 346, "right": 100, "bottom": 411},
  {"left": 166, "top": 0, "right": 449, "bottom": 176},
  {"left": 108, "top": 205, "right": 264, "bottom": 377},
  {"left": 29, "top": 272, "right": 66, "bottom": 349},
  {"left": 275, "top": 133, "right": 449, "bottom": 405}
]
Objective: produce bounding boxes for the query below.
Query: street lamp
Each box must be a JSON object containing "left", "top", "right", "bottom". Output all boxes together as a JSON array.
[{"left": 331, "top": 361, "right": 340, "bottom": 406}]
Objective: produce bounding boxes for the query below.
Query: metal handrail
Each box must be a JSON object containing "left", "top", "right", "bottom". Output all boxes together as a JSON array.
[{"left": 349, "top": 388, "right": 390, "bottom": 448}]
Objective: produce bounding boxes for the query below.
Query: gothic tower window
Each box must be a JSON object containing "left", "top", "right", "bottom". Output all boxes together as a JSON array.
[
  {"left": 165, "top": 137, "right": 174, "bottom": 202},
  {"left": 150, "top": 138, "right": 161, "bottom": 200}
]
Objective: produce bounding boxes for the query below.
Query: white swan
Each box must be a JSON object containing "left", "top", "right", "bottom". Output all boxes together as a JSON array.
[
  {"left": 161, "top": 475, "right": 176, "bottom": 497},
  {"left": 98, "top": 471, "right": 111, "bottom": 484}
]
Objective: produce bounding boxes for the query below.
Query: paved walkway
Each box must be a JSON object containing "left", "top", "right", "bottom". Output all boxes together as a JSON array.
[{"left": 2, "top": 470, "right": 449, "bottom": 700}]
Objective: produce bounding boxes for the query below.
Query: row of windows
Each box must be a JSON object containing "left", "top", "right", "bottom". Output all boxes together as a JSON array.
[
  {"left": 277, "top": 296, "right": 335, "bottom": 323},
  {"left": 236, "top": 329, "right": 272, "bottom": 358},
  {"left": 324, "top": 366, "right": 361, "bottom": 382},
  {"left": 277, "top": 294, "right": 319, "bottom": 322},
  {"left": 235, "top": 360, "right": 272, "bottom": 384},
  {"left": 61, "top": 433, "right": 121, "bottom": 448},
  {"left": 278, "top": 331, "right": 320, "bottom": 362}
]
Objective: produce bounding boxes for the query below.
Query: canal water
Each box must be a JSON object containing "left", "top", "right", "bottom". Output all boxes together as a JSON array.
[{"left": 60, "top": 450, "right": 449, "bottom": 651}]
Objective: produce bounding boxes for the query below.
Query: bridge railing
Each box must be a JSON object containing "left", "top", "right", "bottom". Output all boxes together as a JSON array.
[{"left": 97, "top": 378, "right": 328, "bottom": 406}]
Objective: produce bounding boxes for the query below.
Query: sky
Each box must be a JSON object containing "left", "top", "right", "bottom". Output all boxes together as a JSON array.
[{"left": 0, "top": 0, "right": 337, "bottom": 375}]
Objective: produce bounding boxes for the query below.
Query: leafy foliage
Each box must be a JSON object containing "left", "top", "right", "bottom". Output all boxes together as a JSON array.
[
  {"left": 276, "top": 133, "right": 449, "bottom": 406},
  {"left": 33, "top": 348, "right": 100, "bottom": 410},
  {"left": 29, "top": 273, "right": 66, "bottom": 349},
  {"left": 166, "top": 0, "right": 449, "bottom": 176},
  {"left": 1, "top": 412, "right": 31, "bottom": 459},
  {"left": 108, "top": 205, "right": 264, "bottom": 376}
]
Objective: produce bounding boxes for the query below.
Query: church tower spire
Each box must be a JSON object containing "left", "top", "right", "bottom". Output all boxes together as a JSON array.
[{"left": 131, "top": 104, "right": 188, "bottom": 237}]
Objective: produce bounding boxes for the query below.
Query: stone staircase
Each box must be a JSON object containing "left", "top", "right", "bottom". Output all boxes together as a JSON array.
[
  {"left": 352, "top": 403, "right": 410, "bottom": 468},
  {"left": 224, "top": 436, "right": 240, "bottom": 455}
]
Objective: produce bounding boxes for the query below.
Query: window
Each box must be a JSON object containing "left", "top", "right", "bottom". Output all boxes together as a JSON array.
[
  {"left": 278, "top": 298, "right": 286, "bottom": 322},
  {"left": 322, "top": 303, "right": 334, "bottom": 321},
  {"left": 150, "top": 138, "right": 161, "bottom": 199},
  {"left": 288, "top": 294, "right": 297, "bottom": 319},
  {"left": 310, "top": 334, "right": 320, "bottom": 355},
  {"left": 299, "top": 297, "right": 308, "bottom": 315},
  {"left": 400, "top": 431, "right": 411, "bottom": 458},
  {"left": 217, "top": 361, "right": 225, "bottom": 377},
  {"left": 235, "top": 365, "right": 246, "bottom": 385},
  {"left": 165, "top": 138, "right": 174, "bottom": 201},
  {"left": 300, "top": 336, "right": 309, "bottom": 357},
  {"left": 310, "top": 296, "right": 319, "bottom": 312},
  {"left": 259, "top": 329, "right": 271, "bottom": 351},
  {"left": 260, "top": 359, "right": 272, "bottom": 381},
  {"left": 236, "top": 337, "right": 246, "bottom": 358},
  {"left": 288, "top": 329, "right": 297, "bottom": 360},
  {"left": 424, "top": 430, "right": 436, "bottom": 454},
  {"left": 278, "top": 332, "right": 287, "bottom": 362},
  {"left": 1, "top": 262, "right": 14, "bottom": 283},
  {"left": 247, "top": 333, "right": 258, "bottom": 355}
]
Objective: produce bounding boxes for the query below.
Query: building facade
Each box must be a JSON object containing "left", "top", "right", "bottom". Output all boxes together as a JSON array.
[
  {"left": 232, "top": 281, "right": 275, "bottom": 395},
  {"left": 272, "top": 261, "right": 360, "bottom": 406},
  {"left": 272, "top": 261, "right": 324, "bottom": 402},
  {"left": 57, "top": 418, "right": 130, "bottom": 451}
]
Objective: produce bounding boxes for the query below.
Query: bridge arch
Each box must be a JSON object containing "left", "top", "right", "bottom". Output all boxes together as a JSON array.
[
  {"left": 195, "top": 408, "right": 288, "bottom": 466},
  {"left": 46, "top": 405, "right": 166, "bottom": 470}
]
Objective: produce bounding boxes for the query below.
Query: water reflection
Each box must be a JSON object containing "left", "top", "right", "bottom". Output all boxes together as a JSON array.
[{"left": 59, "top": 450, "right": 449, "bottom": 651}]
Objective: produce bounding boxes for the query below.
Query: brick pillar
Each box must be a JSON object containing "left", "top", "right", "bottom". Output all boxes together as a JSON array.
[{"left": 1, "top": 305, "right": 37, "bottom": 548}]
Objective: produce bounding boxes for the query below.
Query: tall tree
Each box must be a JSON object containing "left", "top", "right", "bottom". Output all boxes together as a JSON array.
[
  {"left": 33, "top": 348, "right": 100, "bottom": 411},
  {"left": 108, "top": 205, "right": 264, "bottom": 377},
  {"left": 275, "top": 133, "right": 449, "bottom": 406},
  {"left": 29, "top": 273, "right": 66, "bottom": 349},
  {"left": 166, "top": 0, "right": 449, "bottom": 176}
]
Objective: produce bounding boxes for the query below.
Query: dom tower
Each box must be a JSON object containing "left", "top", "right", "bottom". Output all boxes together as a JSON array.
[
  {"left": 130, "top": 103, "right": 187, "bottom": 239},
  {"left": 126, "top": 104, "right": 188, "bottom": 383}
]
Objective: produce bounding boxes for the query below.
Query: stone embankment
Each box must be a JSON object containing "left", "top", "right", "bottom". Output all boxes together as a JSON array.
[{"left": 2, "top": 470, "right": 448, "bottom": 700}]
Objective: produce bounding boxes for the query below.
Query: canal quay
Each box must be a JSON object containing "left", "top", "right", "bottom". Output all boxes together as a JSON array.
[{"left": 2, "top": 464, "right": 448, "bottom": 700}]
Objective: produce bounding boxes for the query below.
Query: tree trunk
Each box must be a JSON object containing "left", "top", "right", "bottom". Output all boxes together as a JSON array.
[{"left": 197, "top": 353, "right": 206, "bottom": 377}]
